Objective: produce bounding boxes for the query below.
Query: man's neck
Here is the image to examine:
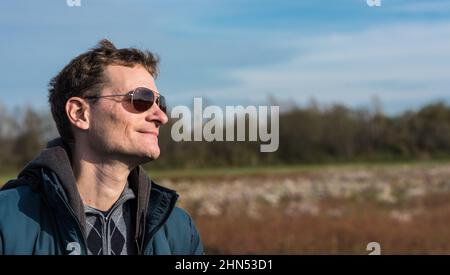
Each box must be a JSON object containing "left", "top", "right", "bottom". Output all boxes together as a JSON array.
[{"left": 72, "top": 151, "right": 133, "bottom": 212}]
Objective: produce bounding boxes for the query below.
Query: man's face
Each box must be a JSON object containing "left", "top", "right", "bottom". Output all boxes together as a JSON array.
[{"left": 87, "top": 65, "right": 168, "bottom": 165}]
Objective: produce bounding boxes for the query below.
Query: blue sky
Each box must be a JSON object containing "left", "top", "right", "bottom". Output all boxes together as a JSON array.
[{"left": 0, "top": 0, "right": 449, "bottom": 115}]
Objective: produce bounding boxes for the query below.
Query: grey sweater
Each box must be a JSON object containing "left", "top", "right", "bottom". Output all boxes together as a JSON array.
[{"left": 84, "top": 184, "right": 136, "bottom": 255}]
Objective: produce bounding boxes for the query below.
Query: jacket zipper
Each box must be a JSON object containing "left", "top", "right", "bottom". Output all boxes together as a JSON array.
[
  {"left": 102, "top": 194, "right": 130, "bottom": 255},
  {"left": 135, "top": 239, "right": 142, "bottom": 255},
  {"left": 134, "top": 211, "right": 145, "bottom": 255}
]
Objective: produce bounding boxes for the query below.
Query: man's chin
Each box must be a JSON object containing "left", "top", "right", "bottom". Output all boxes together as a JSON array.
[
  {"left": 120, "top": 148, "right": 160, "bottom": 166},
  {"left": 138, "top": 150, "right": 160, "bottom": 163}
]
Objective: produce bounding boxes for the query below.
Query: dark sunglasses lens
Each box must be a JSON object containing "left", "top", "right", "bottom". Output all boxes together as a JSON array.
[
  {"left": 132, "top": 88, "right": 154, "bottom": 112},
  {"left": 158, "top": 95, "right": 167, "bottom": 114}
]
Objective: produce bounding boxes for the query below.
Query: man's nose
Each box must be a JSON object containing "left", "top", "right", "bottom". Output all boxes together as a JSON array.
[{"left": 146, "top": 104, "right": 168, "bottom": 125}]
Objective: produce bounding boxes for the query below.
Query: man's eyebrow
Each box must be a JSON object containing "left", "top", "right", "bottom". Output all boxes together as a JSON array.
[{"left": 110, "top": 88, "right": 126, "bottom": 95}]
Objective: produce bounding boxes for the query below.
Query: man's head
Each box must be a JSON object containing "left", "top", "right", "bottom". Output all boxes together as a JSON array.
[{"left": 48, "top": 39, "right": 168, "bottom": 165}]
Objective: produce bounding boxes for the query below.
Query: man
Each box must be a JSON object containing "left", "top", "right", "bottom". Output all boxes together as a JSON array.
[{"left": 0, "top": 39, "right": 204, "bottom": 255}]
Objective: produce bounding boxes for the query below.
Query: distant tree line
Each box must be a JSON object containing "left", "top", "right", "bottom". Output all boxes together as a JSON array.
[
  {"left": 2, "top": 99, "right": 450, "bottom": 172},
  {"left": 0, "top": 104, "right": 57, "bottom": 172}
]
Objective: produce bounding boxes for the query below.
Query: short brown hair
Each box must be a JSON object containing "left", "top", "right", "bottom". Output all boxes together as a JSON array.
[{"left": 48, "top": 39, "right": 159, "bottom": 142}]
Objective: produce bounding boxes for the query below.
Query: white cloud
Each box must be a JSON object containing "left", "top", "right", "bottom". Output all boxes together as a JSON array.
[{"left": 196, "top": 21, "right": 450, "bottom": 112}]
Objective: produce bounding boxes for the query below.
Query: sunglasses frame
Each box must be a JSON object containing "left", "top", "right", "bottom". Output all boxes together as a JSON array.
[{"left": 83, "top": 87, "right": 166, "bottom": 113}]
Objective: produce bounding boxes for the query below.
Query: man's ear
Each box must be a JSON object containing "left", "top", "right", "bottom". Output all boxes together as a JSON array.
[{"left": 66, "top": 97, "right": 90, "bottom": 131}]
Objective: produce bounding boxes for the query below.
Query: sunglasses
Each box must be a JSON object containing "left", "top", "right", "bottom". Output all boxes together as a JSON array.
[{"left": 84, "top": 87, "right": 167, "bottom": 113}]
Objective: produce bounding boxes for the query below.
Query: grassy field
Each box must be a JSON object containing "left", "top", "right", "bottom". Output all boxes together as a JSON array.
[
  {"left": 146, "top": 160, "right": 450, "bottom": 180},
  {"left": 156, "top": 162, "right": 450, "bottom": 254}
]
